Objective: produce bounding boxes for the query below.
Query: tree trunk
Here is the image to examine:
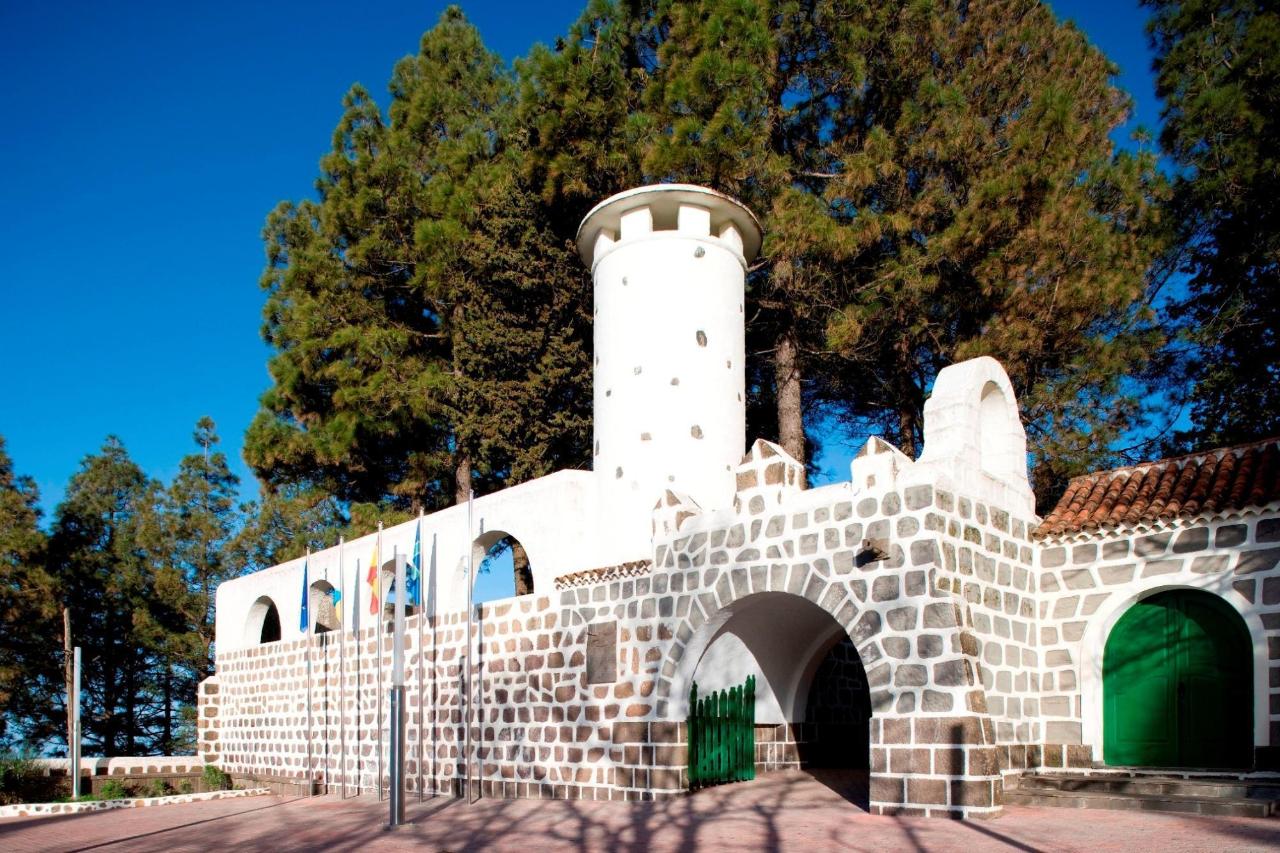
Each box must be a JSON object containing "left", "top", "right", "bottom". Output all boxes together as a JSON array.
[
  {"left": 512, "top": 541, "right": 533, "bottom": 596},
  {"left": 775, "top": 328, "right": 807, "bottom": 481},
  {"left": 898, "top": 407, "right": 918, "bottom": 459},
  {"left": 454, "top": 453, "right": 472, "bottom": 505},
  {"left": 63, "top": 608, "right": 73, "bottom": 751}
]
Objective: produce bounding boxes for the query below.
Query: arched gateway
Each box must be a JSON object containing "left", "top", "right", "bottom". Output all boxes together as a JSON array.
[{"left": 1104, "top": 589, "right": 1252, "bottom": 768}]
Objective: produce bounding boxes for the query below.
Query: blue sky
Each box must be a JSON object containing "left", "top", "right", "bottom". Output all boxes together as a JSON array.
[{"left": 0, "top": 0, "right": 1161, "bottom": 542}]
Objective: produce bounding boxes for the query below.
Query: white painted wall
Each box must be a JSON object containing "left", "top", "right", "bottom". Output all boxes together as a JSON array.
[
  {"left": 215, "top": 470, "right": 606, "bottom": 654},
  {"left": 579, "top": 185, "right": 762, "bottom": 564}
]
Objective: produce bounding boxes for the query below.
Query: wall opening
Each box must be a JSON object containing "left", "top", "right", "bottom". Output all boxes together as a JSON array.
[
  {"left": 245, "top": 596, "right": 281, "bottom": 646},
  {"left": 472, "top": 531, "right": 534, "bottom": 605},
  {"left": 800, "top": 633, "right": 872, "bottom": 771},
  {"left": 978, "top": 380, "right": 1015, "bottom": 481},
  {"left": 309, "top": 580, "right": 338, "bottom": 634},
  {"left": 684, "top": 592, "right": 871, "bottom": 808},
  {"left": 1103, "top": 588, "right": 1252, "bottom": 768}
]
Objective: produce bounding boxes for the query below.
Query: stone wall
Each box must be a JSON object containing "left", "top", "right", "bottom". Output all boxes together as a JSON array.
[
  {"left": 1036, "top": 506, "right": 1280, "bottom": 768},
  {"left": 202, "top": 440, "right": 1027, "bottom": 817}
]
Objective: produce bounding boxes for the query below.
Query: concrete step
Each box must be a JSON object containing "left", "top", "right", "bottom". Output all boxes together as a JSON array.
[{"left": 1008, "top": 773, "right": 1280, "bottom": 818}]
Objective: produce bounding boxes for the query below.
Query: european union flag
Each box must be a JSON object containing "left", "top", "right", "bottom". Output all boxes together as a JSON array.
[
  {"left": 299, "top": 558, "right": 310, "bottom": 633},
  {"left": 407, "top": 524, "right": 422, "bottom": 607}
]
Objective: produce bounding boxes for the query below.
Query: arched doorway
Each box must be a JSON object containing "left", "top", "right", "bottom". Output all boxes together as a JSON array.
[
  {"left": 677, "top": 592, "right": 872, "bottom": 805},
  {"left": 802, "top": 633, "right": 872, "bottom": 770},
  {"left": 246, "top": 596, "right": 281, "bottom": 645},
  {"left": 1104, "top": 589, "right": 1252, "bottom": 767}
]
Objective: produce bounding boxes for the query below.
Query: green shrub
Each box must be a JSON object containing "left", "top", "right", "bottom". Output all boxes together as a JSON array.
[
  {"left": 145, "top": 778, "right": 171, "bottom": 798},
  {"left": 201, "top": 764, "right": 231, "bottom": 791},
  {"left": 99, "top": 780, "right": 130, "bottom": 801},
  {"left": 0, "top": 754, "right": 64, "bottom": 805},
  {"left": 177, "top": 779, "right": 193, "bottom": 795}
]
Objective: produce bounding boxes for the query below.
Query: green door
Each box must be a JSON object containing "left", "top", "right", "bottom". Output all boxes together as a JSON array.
[{"left": 1103, "top": 590, "right": 1252, "bottom": 768}]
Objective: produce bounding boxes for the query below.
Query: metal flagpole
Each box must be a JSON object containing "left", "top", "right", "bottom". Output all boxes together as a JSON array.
[
  {"left": 376, "top": 521, "right": 384, "bottom": 802},
  {"left": 353, "top": 558, "right": 364, "bottom": 795},
  {"left": 338, "top": 538, "right": 347, "bottom": 799},
  {"left": 416, "top": 509, "right": 425, "bottom": 802},
  {"left": 465, "top": 489, "right": 475, "bottom": 805},
  {"left": 305, "top": 549, "right": 314, "bottom": 796},
  {"left": 388, "top": 548, "right": 407, "bottom": 827},
  {"left": 70, "top": 647, "right": 81, "bottom": 800}
]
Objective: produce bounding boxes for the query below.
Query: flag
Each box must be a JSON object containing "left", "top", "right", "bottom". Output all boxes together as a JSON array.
[
  {"left": 407, "top": 523, "right": 422, "bottom": 607},
  {"left": 299, "top": 557, "right": 310, "bottom": 632},
  {"left": 367, "top": 540, "right": 380, "bottom": 615},
  {"left": 331, "top": 586, "right": 343, "bottom": 628},
  {"left": 351, "top": 560, "right": 361, "bottom": 636}
]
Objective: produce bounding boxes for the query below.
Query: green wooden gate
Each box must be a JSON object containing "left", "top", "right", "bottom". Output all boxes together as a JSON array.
[
  {"left": 688, "top": 676, "right": 755, "bottom": 789},
  {"left": 1104, "top": 589, "right": 1252, "bottom": 768}
]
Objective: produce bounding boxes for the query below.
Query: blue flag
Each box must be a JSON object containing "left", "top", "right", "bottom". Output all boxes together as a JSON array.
[
  {"left": 299, "top": 558, "right": 310, "bottom": 633},
  {"left": 407, "top": 524, "right": 422, "bottom": 607}
]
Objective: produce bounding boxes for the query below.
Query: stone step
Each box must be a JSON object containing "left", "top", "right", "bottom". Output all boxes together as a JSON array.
[
  {"left": 1007, "top": 773, "right": 1280, "bottom": 818},
  {"left": 1016, "top": 773, "right": 1280, "bottom": 801}
]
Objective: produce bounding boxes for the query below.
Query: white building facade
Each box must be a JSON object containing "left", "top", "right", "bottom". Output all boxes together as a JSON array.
[{"left": 201, "top": 184, "right": 1280, "bottom": 818}]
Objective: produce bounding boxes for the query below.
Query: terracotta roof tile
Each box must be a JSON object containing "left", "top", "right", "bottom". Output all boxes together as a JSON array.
[{"left": 1036, "top": 437, "right": 1280, "bottom": 538}]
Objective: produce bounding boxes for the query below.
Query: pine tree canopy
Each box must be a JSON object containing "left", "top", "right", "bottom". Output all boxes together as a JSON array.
[{"left": 1144, "top": 0, "right": 1280, "bottom": 449}]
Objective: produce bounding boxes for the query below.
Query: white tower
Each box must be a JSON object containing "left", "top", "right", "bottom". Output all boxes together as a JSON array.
[{"left": 577, "top": 184, "right": 763, "bottom": 561}]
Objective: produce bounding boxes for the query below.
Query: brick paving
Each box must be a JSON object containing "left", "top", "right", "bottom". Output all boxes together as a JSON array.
[{"left": 2, "top": 769, "right": 1278, "bottom": 853}]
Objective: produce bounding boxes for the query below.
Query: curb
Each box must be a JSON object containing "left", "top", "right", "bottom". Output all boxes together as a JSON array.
[{"left": 0, "top": 787, "right": 271, "bottom": 819}]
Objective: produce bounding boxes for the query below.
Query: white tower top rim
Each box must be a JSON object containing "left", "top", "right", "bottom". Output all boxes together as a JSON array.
[{"left": 576, "top": 183, "right": 763, "bottom": 267}]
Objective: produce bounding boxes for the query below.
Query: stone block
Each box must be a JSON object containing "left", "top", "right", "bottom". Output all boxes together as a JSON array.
[
  {"left": 1173, "top": 526, "right": 1209, "bottom": 553},
  {"left": 1099, "top": 563, "right": 1135, "bottom": 585},
  {"left": 1141, "top": 559, "right": 1183, "bottom": 577},
  {"left": 1237, "top": 548, "right": 1280, "bottom": 575},
  {"left": 1135, "top": 533, "right": 1171, "bottom": 557},
  {"left": 949, "top": 780, "right": 993, "bottom": 807},
  {"left": 1191, "top": 554, "right": 1231, "bottom": 574},
  {"left": 907, "top": 777, "right": 948, "bottom": 805},
  {"left": 890, "top": 748, "right": 931, "bottom": 774},
  {"left": 1041, "top": 547, "right": 1066, "bottom": 568},
  {"left": 1216, "top": 524, "right": 1247, "bottom": 548}
]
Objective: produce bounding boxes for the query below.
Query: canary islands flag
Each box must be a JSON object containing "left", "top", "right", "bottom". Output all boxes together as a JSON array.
[
  {"left": 331, "top": 586, "right": 343, "bottom": 628},
  {"left": 367, "top": 540, "right": 380, "bottom": 615}
]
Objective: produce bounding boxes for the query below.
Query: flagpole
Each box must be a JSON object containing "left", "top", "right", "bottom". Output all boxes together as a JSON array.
[
  {"left": 304, "top": 549, "right": 313, "bottom": 797},
  {"left": 465, "top": 489, "right": 474, "bottom": 804},
  {"left": 416, "top": 508, "right": 425, "bottom": 802},
  {"left": 338, "top": 538, "right": 347, "bottom": 799},
  {"left": 376, "top": 521, "right": 384, "bottom": 802},
  {"left": 353, "top": 558, "right": 363, "bottom": 795}
]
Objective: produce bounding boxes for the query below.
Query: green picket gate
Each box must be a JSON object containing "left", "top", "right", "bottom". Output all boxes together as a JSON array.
[{"left": 687, "top": 675, "right": 755, "bottom": 789}]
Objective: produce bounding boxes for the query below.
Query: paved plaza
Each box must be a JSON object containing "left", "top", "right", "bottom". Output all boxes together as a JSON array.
[{"left": 2, "top": 770, "right": 1278, "bottom": 852}]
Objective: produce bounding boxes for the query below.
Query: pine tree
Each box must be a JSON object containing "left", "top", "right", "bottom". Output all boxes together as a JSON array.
[
  {"left": 47, "top": 438, "right": 165, "bottom": 755},
  {"left": 1144, "top": 0, "right": 1280, "bottom": 449},
  {"left": 133, "top": 418, "right": 243, "bottom": 752},
  {"left": 522, "top": 0, "right": 1166, "bottom": 506},
  {"left": 0, "top": 437, "right": 55, "bottom": 748},
  {"left": 247, "top": 7, "right": 592, "bottom": 511}
]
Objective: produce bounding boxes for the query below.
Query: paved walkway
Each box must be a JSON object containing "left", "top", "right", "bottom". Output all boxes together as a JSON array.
[{"left": 2, "top": 770, "right": 1278, "bottom": 852}]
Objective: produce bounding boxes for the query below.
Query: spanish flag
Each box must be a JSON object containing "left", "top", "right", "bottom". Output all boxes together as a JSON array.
[{"left": 367, "top": 539, "right": 380, "bottom": 615}]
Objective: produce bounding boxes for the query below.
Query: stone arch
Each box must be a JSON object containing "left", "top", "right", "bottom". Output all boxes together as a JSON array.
[
  {"left": 308, "top": 580, "right": 338, "bottom": 634},
  {"left": 1079, "top": 577, "right": 1269, "bottom": 757},
  {"left": 660, "top": 590, "right": 881, "bottom": 722},
  {"left": 245, "top": 595, "right": 281, "bottom": 646}
]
